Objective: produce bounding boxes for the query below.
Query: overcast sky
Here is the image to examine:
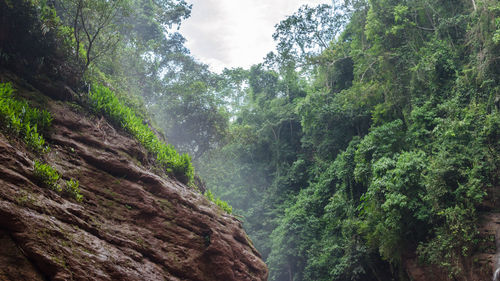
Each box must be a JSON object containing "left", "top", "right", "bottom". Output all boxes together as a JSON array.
[{"left": 179, "top": 0, "right": 332, "bottom": 72}]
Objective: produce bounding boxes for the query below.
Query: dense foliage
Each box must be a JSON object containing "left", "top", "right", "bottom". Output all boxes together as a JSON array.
[
  {"left": 1, "top": 0, "right": 200, "bottom": 185},
  {"left": 0, "top": 0, "right": 82, "bottom": 85},
  {"left": 2, "top": 0, "right": 500, "bottom": 280},
  {"left": 0, "top": 83, "right": 52, "bottom": 152},
  {"left": 197, "top": 1, "right": 500, "bottom": 280}
]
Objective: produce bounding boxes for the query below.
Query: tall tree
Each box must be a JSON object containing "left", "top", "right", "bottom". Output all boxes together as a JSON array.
[{"left": 56, "top": 0, "right": 132, "bottom": 69}]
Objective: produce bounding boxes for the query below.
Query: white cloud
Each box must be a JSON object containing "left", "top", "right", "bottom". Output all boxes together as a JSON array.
[{"left": 179, "top": 0, "right": 332, "bottom": 72}]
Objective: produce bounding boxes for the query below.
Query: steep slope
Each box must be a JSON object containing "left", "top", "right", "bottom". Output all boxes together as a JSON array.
[
  {"left": 401, "top": 188, "right": 500, "bottom": 281},
  {"left": 0, "top": 73, "right": 268, "bottom": 281}
]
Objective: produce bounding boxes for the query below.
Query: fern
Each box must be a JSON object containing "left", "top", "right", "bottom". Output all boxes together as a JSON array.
[
  {"left": 33, "top": 160, "right": 61, "bottom": 191},
  {"left": 89, "top": 84, "right": 194, "bottom": 184},
  {"left": 204, "top": 190, "right": 233, "bottom": 214},
  {"left": 0, "top": 83, "right": 51, "bottom": 152}
]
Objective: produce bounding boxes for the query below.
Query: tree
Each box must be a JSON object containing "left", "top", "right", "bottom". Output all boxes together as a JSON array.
[
  {"left": 156, "top": 79, "right": 228, "bottom": 160},
  {"left": 198, "top": 0, "right": 500, "bottom": 280},
  {"left": 270, "top": 4, "right": 347, "bottom": 67},
  {"left": 55, "top": 0, "right": 132, "bottom": 70}
]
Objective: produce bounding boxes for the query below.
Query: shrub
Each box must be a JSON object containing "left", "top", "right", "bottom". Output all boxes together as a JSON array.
[
  {"left": 215, "top": 198, "right": 233, "bottom": 214},
  {"left": 88, "top": 84, "right": 194, "bottom": 184},
  {"left": 65, "top": 179, "right": 83, "bottom": 202},
  {"left": 0, "top": 83, "right": 52, "bottom": 152},
  {"left": 204, "top": 190, "right": 233, "bottom": 214},
  {"left": 33, "top": 160, "right": 61, "bottom": 192},
  {"left": 205, "top": 189, "right": 215, "bottom": 201}
]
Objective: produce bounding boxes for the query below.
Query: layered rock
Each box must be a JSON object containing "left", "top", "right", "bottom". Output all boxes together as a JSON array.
[{"left": 0, "top": 77, "right": 268, "bottom": 281}]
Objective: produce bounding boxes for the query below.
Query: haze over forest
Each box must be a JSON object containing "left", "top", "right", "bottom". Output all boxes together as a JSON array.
[{"left": 1, "top": 0, "right": 500, "bottom": 280}]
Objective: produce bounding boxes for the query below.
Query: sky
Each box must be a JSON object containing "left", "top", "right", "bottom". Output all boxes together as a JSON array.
[{"left": 179, "top": 0, "right": 332, "bottom": 73}]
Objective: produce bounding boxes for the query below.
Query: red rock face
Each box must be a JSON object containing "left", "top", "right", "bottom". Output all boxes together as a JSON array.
[{"left": 0, "top": 79, "right": 268, "bottom": 280}]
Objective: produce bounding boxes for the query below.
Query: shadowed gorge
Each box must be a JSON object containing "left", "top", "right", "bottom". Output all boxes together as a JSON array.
[{"left": 1, "top": 0, "right": 500, "bottom": 280}]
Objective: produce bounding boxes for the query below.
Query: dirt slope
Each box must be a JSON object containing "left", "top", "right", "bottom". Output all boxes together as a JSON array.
[{"left": 0, "top": 76, "right": 268, "bottom": 281}]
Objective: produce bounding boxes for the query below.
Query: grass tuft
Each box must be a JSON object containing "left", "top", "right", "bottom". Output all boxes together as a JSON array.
[{"left": 88, "top": 84, "right": 194, "bottom": 184}]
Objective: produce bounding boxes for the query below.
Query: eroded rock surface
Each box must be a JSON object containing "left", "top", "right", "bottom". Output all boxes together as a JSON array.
[{"left": 0, "top": 79, "right": 268, "bottom": 281}]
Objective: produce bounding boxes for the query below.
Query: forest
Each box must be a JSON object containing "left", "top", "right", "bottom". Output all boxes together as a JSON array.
[{"left": 1, "top": 0, "right": 500, "bottom": 280}]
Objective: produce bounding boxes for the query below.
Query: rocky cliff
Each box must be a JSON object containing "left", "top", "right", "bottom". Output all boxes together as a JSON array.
[{"left": 0, "top": 73, "right": 268, "bottom": 281}]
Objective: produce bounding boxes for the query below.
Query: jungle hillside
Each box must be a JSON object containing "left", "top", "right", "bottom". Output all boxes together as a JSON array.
[{"left": 1, "top": 0, "right": 500, "bottom": 280}]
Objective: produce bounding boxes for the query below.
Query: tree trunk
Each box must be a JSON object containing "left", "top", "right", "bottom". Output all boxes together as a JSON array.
[{"left": 73, "top": 0, "right": 82, "bottom": 62}]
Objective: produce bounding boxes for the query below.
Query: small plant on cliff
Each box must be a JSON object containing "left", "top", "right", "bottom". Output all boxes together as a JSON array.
[
  {"left": 65, "top": 179, "right": 83, "bottom": 202},
  {"left": 33, "top": 160, "right": 61, "bottom": 192},
  {"left": 0, "top": 83, "right": 52, "bottom": 152},
  {"left": 88, "top": 84, "right": 194, "bottom": 184},
  {"left": 204, "top": 190, "right": 233, "bottom": 214},
  {"left": 215, "top": 198, "right": 233, "bottom": 215}
]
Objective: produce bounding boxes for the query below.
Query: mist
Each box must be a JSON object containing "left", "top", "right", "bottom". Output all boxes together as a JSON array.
[{"left": 40, "top": 0, "right": 500, "bottom": 280}]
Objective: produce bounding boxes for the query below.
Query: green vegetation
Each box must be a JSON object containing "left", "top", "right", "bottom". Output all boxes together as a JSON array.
[
  {"left": 195, "top": 1, "right": 500, "bottom": 280},
  {"left": 65, "top": 179, "right": 83, "bottom": 202},
  {"left": 3, "top": 0, "right": 500, "bottom": 280},
  {"left": 34, "top": 161, "right": 84, "bottom": 202},
  {"left": 0, "top": 81, "right": 85, "bottom": 202},
  {"left": 34, "top": 160, "right": 61, "bottom": 192},
  {"left": 0, "top": 81, "right": 84, "bottom": 202},
  {"left": 0, "top": 83, "right": 51, "bottom": 152},
  {"left": 204, "top": 189, "right": 233, "bottom": 214},
  {"left": 89, "top": 84, "right": 194, "bottom": 184}
]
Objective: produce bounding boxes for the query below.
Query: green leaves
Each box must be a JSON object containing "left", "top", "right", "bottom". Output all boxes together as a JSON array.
[
  {"left": 34, "top": 160, "right": 62, "bottom": 192},
  {"left": 393, "top": 4, "right": 409, "bottom": 23},
  {"left": 65, "top": 179, "right": 83, "bottom": 202},
  {"left": 272, "top": 4, "right": 344, "bottom": 63},
  {"left": 33, "top": 160, "right": 84, "bottom": 202},
  {"left": 89, "top": 84, "right": 194, "bottom": 184},
  {"left": 0, "top": 83, "right": 85, "bottom": 202},
  {"left": 204, "top": 190, "right": 233, "bottom": 214},
  {"left": 360, "top": 150, "right": 428, "bottom": 263},
  {"left": 0, "top": 83, "right": 52, "bottom": 152},
  {"left": 417, "top": 204, "right": 479, "bottom": 276}
]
